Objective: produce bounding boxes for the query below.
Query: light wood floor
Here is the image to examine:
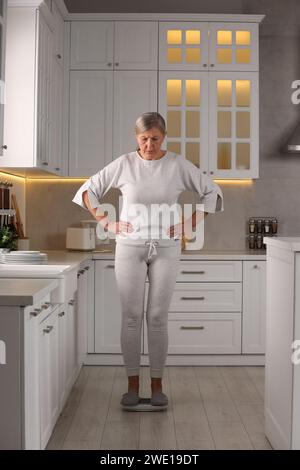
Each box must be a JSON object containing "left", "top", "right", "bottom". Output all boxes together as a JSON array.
[{"left": 47, "top": 365, "right": 272, "bottom": 450}]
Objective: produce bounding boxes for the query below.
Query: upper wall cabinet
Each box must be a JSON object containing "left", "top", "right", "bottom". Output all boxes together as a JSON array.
[
  {"left": 70, "top": 22, "right": 114, "bottom": 70},
  {"left": 208, "top": 22, "right": 258, "bottom": 71},
  {"left": 52, "top": 0, "right": 64, "bottom": 67},
  {"left": 70, "top": 21, "right": 158, "bottom": 70},
  {"left": 69, "top": 70, "right": 157, "bottom": 176},
  {"left": 159, "top": 22, "right": 209, "bottom": 71},
  {"left": 0, "top": 1, "right": 65, "bottom": 177},
  {"left": 159, "top": 22, "right": 258, "bottom": 72}
]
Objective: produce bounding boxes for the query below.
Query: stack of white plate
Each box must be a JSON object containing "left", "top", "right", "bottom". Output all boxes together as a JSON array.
[{"left": 0, "top": 251, "right": 48, "bottom": 264}]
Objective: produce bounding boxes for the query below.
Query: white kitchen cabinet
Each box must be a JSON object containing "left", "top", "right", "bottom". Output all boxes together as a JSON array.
[
  {"left": 24, "top": 293, "right": 56, "bottom": 450},
  {"left": 94, "top": 260, "right": 123, "bottom": 353},
  {"left": 113, "top": 70, "right": 157, "bottom": 157},
  {"left": 159, "top": 22, "right": 209, "bottom": 71},
  {"left": 208, "top": 22, "right": 259, "bottom": 71},
  {"left": 69, "top": 70, "right": 113, "bottom": 177},
  {"left": 144, "top": 260, "right": 242, "bottom": 355},
  {"left": 264, "top": 238, "right": 300, "bottom": 450},
  {"left": 51, "top": 56, "right": 64, "bottom": 174},
  {"left": 242, "top": 261, "right": 266, "bottom": 354},
  {"left": 70, "top": 21, "right": 158, "bottom": 70},
  {"left": 158, "top": 71, "right": 209, "bottom": 169},
  {"left": 69, "top": 69, "right": 157, "bottom": 176},
  {"left": 57, "top": 305, "right": 68, "bottom": 409},
  {"left": 209, "top": 71, "right": 259, "bottom": 178},
  {"left": 0, "top": 0, "right": 7, "bottom": 157},
  {"left": 114, "top": 21, "right": 158, "bottom": 70},
  {"left": 0, "top": 2, "right": 65, "bottom": 176},
  {"left": 39, "top": 307, "right": 60, "bottom": 450},
  {"left": 76, "top": 260, "right": 94, "bottom": 364},
  {"left": 159, "top": 70, "right": 259, "bottom": 178},
  {"left": 36, "top": 12, "right": 54, "bottom": 171},
  {"left": 159, "top": 21, "right": 258, "bottom": 72},
  {"left": 52, "top": 0, "right": 64, "bottom": 67},
  {"left": 65, "top": 286, "right": 78, "bottom": 392},
  {"left": 70, "top": 21, "right": 114, "bottom": 70}
]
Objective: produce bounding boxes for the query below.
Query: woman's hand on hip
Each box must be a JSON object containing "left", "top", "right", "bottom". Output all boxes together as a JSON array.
[{"left": 107, "top": 220, "right": 134, "bottom": 234}]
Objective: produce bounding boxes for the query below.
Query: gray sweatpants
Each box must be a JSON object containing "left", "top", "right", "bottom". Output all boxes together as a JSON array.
[{"left": 114, "top": 239, "right": 181, "bottom": 378}]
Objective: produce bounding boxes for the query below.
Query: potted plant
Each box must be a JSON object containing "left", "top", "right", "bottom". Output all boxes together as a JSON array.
[{"left": 0, "top": 225, "right": 18, "bottom": 252}]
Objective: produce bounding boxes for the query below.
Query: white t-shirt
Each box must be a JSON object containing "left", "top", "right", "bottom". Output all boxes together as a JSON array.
[{"left": 72, "top": 150, "right": 224, "bottom": 242}]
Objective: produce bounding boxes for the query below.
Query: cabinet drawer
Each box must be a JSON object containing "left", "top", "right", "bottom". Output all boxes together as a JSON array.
[
  {"left": 168, "top": 282, "right": 242, "bottom": 312},
  {"left": 144, "top": 313, "right": 241, "bottom": 354},
  {"left": 177, "top": 261, "right": 242, "bottom": 282}
]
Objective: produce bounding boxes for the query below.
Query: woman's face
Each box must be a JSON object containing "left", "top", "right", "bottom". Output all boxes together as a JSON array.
[{"left": 136, "top": 127, "right": 166, "bottom": 159}]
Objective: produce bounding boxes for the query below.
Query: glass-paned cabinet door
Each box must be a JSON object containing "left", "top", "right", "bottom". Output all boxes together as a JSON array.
[
  {"left": 209, "top": 23, "right": 258, "bottom": 71},
  {"left": 209, "top": 72, "right": 259, "bottom": 178},
  {"left": 159, "top": 22, "right": 209, "bottom": 71},
  {"left": 159, "top": 71, "right": 209, "bottom": 172}
]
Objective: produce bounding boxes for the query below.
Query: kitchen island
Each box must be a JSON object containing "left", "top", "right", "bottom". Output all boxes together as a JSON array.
[{"left": 264, "top": 237, "right": 300, "bottom": 450}]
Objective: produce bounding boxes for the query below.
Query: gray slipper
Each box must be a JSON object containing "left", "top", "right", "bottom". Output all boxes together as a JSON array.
[
  {"left": 150, "top": 391, "right": 168, "bottom": 406},
  {"left": 120, "top": 391, "right": 140, "bottom": 406}
]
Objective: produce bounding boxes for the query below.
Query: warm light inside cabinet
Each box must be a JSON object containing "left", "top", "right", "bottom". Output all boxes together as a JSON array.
[
  {"left": 217, "top": 49, "right": 232, "bottom": 64},
  {"left": 167, "top": 48, "right": 182, "bottom": 63},
  {"left": 217, "top": 30, "right": 232, "bottom": 45},
  {"left": 186, "top": 111, "right": 200, "bottom": 138},
  {"left": 218, "top": 143, "right": 231, "bottom": 169},
  {"left": 167, "top": 110, "right": 181, "bottom": 137},
  {"left": 167, "top": 142, "right": 181, "bottom": 154},
  {"left": 236, "top": 80, "right": 250, "bottom": 106},
  {"left": 186, "top": 48, "right": 201, "bottom": 63},
  {"left": 218, "top": 111, "right": 231, "bottom": 138},
  {"left": 167, "top": 80, "right": 182, "bottom": 106},
  {"left": 167, "top": 30, "right": 182, "bottom": 44},
  {"left": 186, "top": 80, "right": 200, "bottom": 106},
  {"left": 236, "top": 143, "right": 250, "bottom": 169},
  {"left": 236, "top": 112, "right": 250, "bottom": 138},
  {"left": 185, "top": 30, "right": 201, "bottom": 45},
  {"left": 236, "top": 31, "right": 251, "bottom": 45},
  {"left": 217, "top": 80, "right": 232, "bottom": 106},
  {"left": 236, "top": 48, "right": 251, "bottom": 64}
]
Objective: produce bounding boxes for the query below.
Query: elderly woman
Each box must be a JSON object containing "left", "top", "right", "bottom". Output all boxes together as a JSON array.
[{"left": 72, "top": 112, "right": 223, "bottom": 408}]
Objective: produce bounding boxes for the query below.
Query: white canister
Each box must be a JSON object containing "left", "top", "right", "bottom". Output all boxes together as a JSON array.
[{"left": 17, "top": 238, "right": 30, "bottom": 251}]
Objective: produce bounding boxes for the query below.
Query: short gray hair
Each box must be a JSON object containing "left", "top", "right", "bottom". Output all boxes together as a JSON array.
[{"left": 135, "top": 112, "right": 166, "bottom": 136}]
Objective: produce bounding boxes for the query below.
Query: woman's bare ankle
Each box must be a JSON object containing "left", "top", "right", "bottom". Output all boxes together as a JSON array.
[
  {"left": 128, "top": 375, "right": 139, "bottom": 393},
  {"left": 151, "top": 377, "right": 162, "bottom": 393}
]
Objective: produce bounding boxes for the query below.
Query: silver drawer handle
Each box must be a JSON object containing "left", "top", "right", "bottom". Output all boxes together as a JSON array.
[
  {"left": 181, "top": 296, "right": 205, "bottom": 300},
  {"left": 181, "top": 271, "right": 205, "bottom": 274},
  {"left": 106, "top": 265, "right": 115, "bottom": 268},
  {"left": 43, "top": 326, "right": 54, "bottom": 334},
  {"left": 41, "top": 303, "right": 51, "bottom": 310},
  {"left": 68, "top": 299, "right": 75, "bottom": 306},
  {"left": 58, "top": 311, "right": 65, "bottom": 317},
  {"left": 180, "top": 326, "right": 205, "bottom": 330},
  {"left": 30, "top": 307, "right": 42, "bottom": 317}
]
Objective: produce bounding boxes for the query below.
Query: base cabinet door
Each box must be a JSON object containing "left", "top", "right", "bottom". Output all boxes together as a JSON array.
[
  {"left": 95, "top": 260, "right": 122, "bottom": 353},
  {"left": 242, "top": 261, "right": 266, "bottom": 353},
  {"left": 58, "top": 306, "right": 68, "bottom": 409},
  {"left": 39, "top": 309, "right": 59, "bottom": 449},
  {"left": 65, "top": 295, "right": 78, "bottom": 392}
]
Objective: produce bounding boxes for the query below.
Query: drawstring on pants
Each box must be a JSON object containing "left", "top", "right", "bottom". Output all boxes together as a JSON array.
[{"left": 145, "top": 240, "right": 159, "bottom": 261}]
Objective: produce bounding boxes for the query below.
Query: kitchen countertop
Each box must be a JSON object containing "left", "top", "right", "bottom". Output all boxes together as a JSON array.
[
  {"left": 0, "top": 247, "right": 267, "bottom": 282},
  {"left": 264, "top": 236, "right": 300, "bottom": 252},
  {"left": 43, "top": 246, "right": 267, "bottom": 262},
  {"left": 0, "top": 278, "right": 59, "bottom": 306}
]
